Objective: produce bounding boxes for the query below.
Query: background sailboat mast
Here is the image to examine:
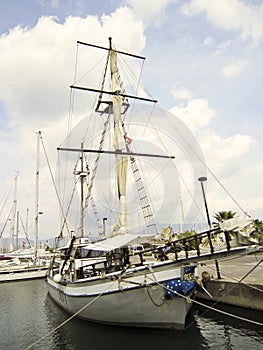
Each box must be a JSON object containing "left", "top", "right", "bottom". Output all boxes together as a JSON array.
[
  {"left": 80, "top": 142, "right": 85, "bottom": 237},
  {"left": 34, "top": 131, "right": 41, "bottom": 260},
  {"left": 10, "top": 172, "right": 18, "bottom": 251},
  {"left": 16, "top": 210, "right": 19, "bottom": 249}
]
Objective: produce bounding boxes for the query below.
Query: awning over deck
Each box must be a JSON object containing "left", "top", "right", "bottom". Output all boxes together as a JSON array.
[{"left": 83, "top": 233, "right": 151, "bottom": 252}]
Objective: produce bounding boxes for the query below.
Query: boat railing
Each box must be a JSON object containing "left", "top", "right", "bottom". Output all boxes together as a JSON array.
[
  {"left": 166, "top": 228, "right": 230, "bottom": 260},
  {"left": 51, "top": 227, "right": 259, "bottom": 282}
]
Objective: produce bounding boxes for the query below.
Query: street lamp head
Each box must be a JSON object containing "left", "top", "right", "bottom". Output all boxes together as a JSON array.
[{"left": 198, "top": 176, "right": 207, "bottom": 182}]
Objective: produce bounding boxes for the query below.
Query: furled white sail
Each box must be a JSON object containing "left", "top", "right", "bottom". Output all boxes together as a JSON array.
[
  {"left": 110, "top": 50, "right": 128, "bottom": 233},
  {"left": 220, "top": 217, "right": 259, "bottom": 244}
]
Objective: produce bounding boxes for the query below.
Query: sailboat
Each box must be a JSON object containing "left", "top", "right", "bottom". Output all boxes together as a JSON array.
[
  {"left": 46, "top": 38, "right": 260, "bottom": 329},
  {"left": 0, "top": 131, "right": 51, "bottom": 282}
]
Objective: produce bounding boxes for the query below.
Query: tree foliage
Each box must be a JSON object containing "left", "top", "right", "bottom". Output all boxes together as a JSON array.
[
  {"left": 253, "top": 219, "right": 263, "bottom": 244},
  {"left": 213, "top": 211, "right": 237, "bottom": 227}
]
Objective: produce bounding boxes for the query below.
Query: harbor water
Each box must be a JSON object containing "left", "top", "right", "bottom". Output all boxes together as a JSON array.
[{"left": 0, "top": 279, "right": 262, "bottom": 349}]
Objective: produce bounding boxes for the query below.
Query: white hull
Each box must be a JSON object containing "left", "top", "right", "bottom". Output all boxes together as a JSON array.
[
  {"left": 0, "top": 266, "right": 48, "bottom": 282},
  {"left": 47, "top": 262, "right": 194, "bottom": 329}
]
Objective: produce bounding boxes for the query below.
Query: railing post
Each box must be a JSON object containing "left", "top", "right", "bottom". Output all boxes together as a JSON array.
[
  {"left": 224, "top": 231, "right": 231, "bottom": 251},
  {"left": 195, "top": 234, "right": 200, "bottom": 256},
  {"left": 207, "top": 231, "right": 214, "bottom": 254},
  {"left": 172, "top": 242, "right": 178, "bottom": 260},
  {"left": 182, "top": 239, "right": 188, "bottom": 259}
]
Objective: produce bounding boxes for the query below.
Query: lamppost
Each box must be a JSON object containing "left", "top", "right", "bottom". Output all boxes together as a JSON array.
[
  {"left": 198, "top": 176, "right": 221, "bottom": 279},
  {"left": 102, "top": 217, "right": 107, "bottom": 237},
  {"left": 198, "top": 177, "right": 211, "bottom": 228}
]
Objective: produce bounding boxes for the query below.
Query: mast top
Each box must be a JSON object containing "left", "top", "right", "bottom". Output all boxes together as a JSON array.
[
  {"left": 109, "top": 37, "right": 112, "bottom": 50},
  {"left": 77, "top": 39, "right": 145, "bottom": 60}
]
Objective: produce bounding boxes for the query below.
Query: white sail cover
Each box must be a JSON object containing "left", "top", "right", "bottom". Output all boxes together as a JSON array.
[
  {"left": 220, "top": 217, "right": 259, "bottom": 244},
  {"left": 83, "top": 234, "right": 143, "bottom": 252},
  {"left": 152, "top": 226, "right": 174, "bottom": 243},
  {"left": 110, "top": 50, "right": 128, "bottom": 231}
]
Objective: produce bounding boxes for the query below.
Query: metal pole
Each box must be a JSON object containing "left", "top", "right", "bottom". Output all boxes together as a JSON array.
[
  {"left": 80, "top": 143, "right": 84, "bottom": 238},
  {"left": 198, "top": 176, "right": 221, "bottom": 279},
  {"left": 16, "top": 211, "right": 19, "bottom": 250},
  {"left": 103, "top": 218, "right": 107, "bottom": 237},
  {"left": 199, "top": 177, "right": 211, "bottom": 227},
  {"left": 34, "top": 131, "right": 41, "bottom": 262}
]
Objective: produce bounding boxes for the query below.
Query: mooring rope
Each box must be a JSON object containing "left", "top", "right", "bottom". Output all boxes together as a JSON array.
[
  {"left": 25, "top": 258, "right": 263, "bottom": 349},
  {"left": 132, "top": 263, "right": 263, "bottom": 328},
  {"left": 184, "top": 258, "right": 263, "bottom": 329},
  {"left": 24, "top": 280, "right": 116, "bottom": 350},
  {"left": 199, "top": 257, "right": 263, "bottom": 294}
]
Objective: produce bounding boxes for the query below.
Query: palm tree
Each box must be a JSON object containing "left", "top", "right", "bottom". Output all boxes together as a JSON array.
[
  {"left": 254, "top": 219, "right": 263, "bottom": 232},
  {"left": 252, "top": 219, "right": 263, "bottom": 244},
  {"left": 212, "top": 211, "right": 237, "bottom": 247},
  {"left": 213, "top": 211, "right": 237, "bottom": 228}
]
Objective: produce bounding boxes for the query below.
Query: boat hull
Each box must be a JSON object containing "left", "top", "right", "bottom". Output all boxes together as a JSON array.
[
  {"left": 47, "top": 264, "right": 194, "bottom": 330},
  {"left": 0, "top": 266, "right": 48, "bottom": 282}
]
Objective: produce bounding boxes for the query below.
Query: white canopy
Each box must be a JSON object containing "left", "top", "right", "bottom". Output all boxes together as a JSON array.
[{"left": 83, "top": 234, "right": 151, "bottom": 252}]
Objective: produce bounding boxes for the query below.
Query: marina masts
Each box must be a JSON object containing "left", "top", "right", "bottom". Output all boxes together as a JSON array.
[{"left": 34, "top": 131, "right": 41, "bottom": 260}]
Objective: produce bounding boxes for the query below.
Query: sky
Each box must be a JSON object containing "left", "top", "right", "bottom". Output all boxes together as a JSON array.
[{"left": 0, "top": 0, "right": 262, "bottom": 241}]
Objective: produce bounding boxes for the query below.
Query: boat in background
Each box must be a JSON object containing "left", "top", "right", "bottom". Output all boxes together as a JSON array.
[
  {"left": 0, "top": 131, "right": 51, "bottom": 282},
  {"left": 46, "top": 38, "right": 261, "bottom": 329},
  {"left": 0, "top": 254, "right": 50, "bottom": 282}
]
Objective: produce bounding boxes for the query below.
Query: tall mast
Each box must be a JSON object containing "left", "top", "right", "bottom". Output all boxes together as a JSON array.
[
  {"left": 80, "top": 142, "right": 84, "bottom": 237},
  {"left": 10, "top": 172, "right": 18, "bottom": 251},
  {"left": 34, "top": 131, "right": 41, "bottom": 260},
  {"left": 74, "top": 142, "right": 89, "bottom": 238},
  {"left": 16, "top": 210, "right": 19, "bottom": 250},
  {"left": 71, "top": 37, "right": 157, "bottom": 107},
  {"left": 26, "top": 208, "right": 29, "bottom": 245},
  {"left": 109, "top": 38, "right": 129, "bottom": 233},
  {"left": 63, "top": 38, "right": 170, "bottom": 237}
]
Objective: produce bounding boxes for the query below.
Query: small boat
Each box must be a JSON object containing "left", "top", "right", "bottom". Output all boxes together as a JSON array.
[
  {"left": 0, "top": 255, "right": 49, "bottom": 282},
  {"left": 46, "top": 38, "right": 260, "bottom": 329},
  {"left": 0, "top": 132, "right": 51, "bottom": 282}
]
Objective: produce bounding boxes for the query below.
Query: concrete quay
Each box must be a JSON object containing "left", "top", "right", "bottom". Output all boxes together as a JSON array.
[{"left": 195, "top": 254, "right": 263, "bottom": 311}]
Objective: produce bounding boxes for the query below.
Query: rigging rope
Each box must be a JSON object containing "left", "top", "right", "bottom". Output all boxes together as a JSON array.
[
  {"left": 24, "top": 280, "right": 116, "bottom": 350},
  {"left": 40, "top": 135, "right": 72, "bottom": 238},
  {"left": 26, "top": 254, "right": 263, "bottom": 350},
  {"left": 161, "top": 109, "right": 251, "bottom": 218},
  {"left": 185, "top": 256, "right": 263, "bottom": 330},
  {"left": 131, "top": 260, "right": 263, "bottom": 328},
  {"left": 0, "top": 174, "right": 17, "bottom": 219},
  {"left": 199, "top": 257, "right": 263, "bottom": 294}
]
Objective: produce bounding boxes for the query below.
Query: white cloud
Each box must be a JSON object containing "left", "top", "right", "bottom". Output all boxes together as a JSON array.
[
  {"left": 0, "top": 9, "right": 145, "bottom": 129},
  {"left": 171, "top": 85, "right": 193, "bottom": 101},
  {"left": 202, "top": 36, "right": 214, "bottom": 47},
  {"left": 202, "top": 131, "right": 253, "bottom": 171},
  {"left": 214, "top": 39, "right": 233, "bottom": 55},
  {"left": 170, "top": 97, "right": 253, "bottom": 174},
  {"left": 0, "top": 8, "right": 147, "bottom": 238},
  {"left": 208, "top": 159, "right": 263, "bottom": 219},
  {"left": 101, "top": 7, "right": 145, "bottom": 48},
  {"left": 0, "top": 1, "right": 263, "bottom": 238},
  {"left": 182, "top": 0, "right": 263, "bottom": 44},
  {"left": 170, "top": 98, "right": 216, "bottom": 133},
  {"left": 222, "top": 60, "right": 247, "bottom": 79},
  {"left": 125, "top": 0, "right": 176, "bottom": 26},
  {"left": 169, "top": 96, "right": 262, "bottom": 219}
]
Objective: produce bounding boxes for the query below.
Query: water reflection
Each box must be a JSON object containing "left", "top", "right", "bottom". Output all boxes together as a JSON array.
[
  {"left": 44, "top": 294, "right": 206, "bottom": 350},
  {"left": 194, "top": 302, "right": 263, "bottom": 350},
  {"left": 0, "top": 280, "right": 262, "bottom": 350}
]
